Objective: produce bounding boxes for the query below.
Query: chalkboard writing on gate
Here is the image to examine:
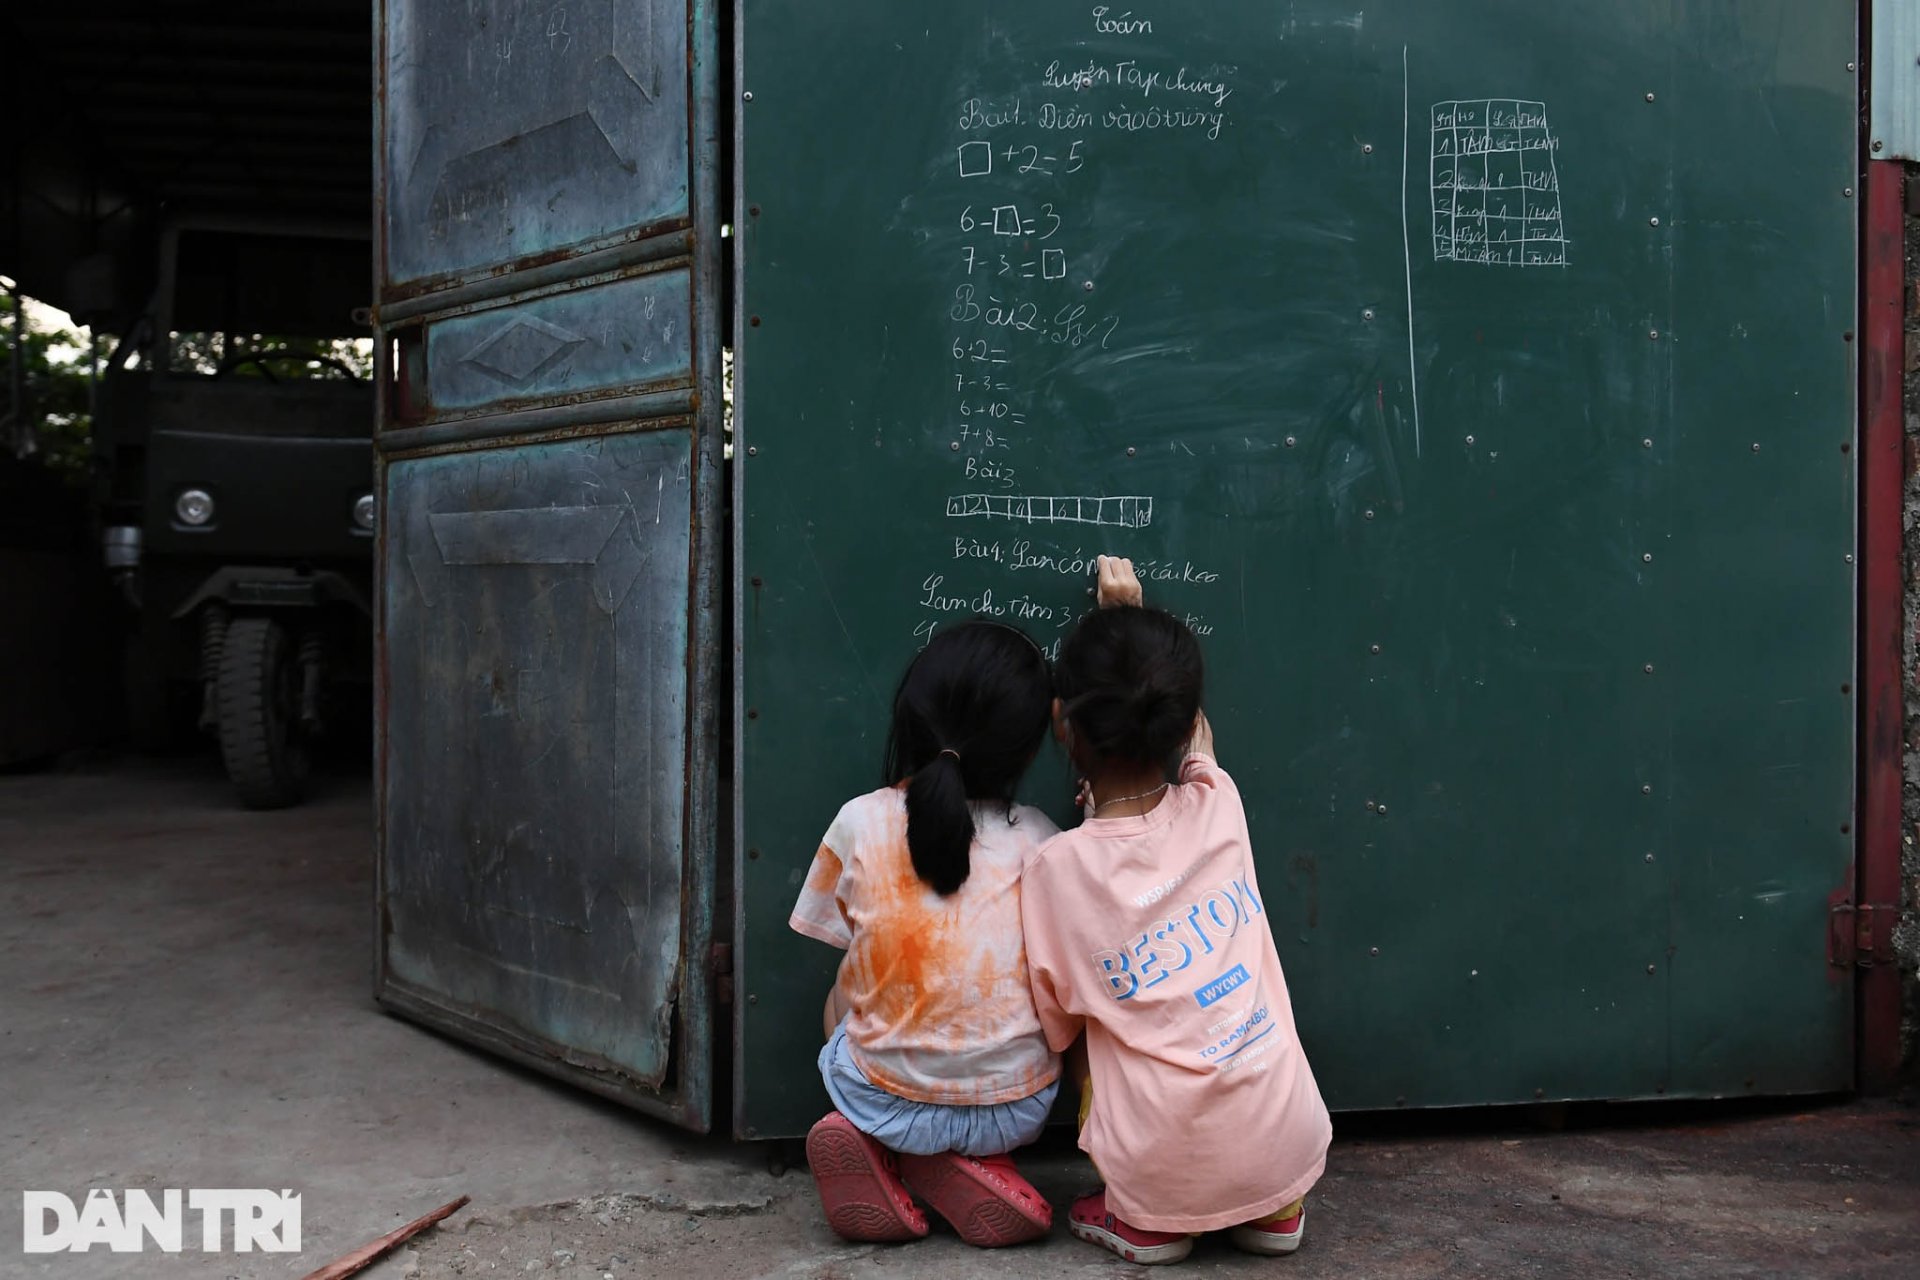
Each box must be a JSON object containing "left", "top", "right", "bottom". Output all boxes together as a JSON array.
[{"left": 736, "top": 0, "right": 1859, "bottom": 1139}]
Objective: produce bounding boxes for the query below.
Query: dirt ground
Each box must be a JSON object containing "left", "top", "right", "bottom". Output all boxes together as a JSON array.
[
  {"left": 4, "top": 759, "right": 1917, "bottom": 1280},
  {"left": 391, "top": 1101, "right": 1920, "bottom": 1280}
]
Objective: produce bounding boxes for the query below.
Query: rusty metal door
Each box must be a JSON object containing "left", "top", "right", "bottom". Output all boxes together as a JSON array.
[{"left": 371, "top": 0, "right": 723, "bottom": 1129}]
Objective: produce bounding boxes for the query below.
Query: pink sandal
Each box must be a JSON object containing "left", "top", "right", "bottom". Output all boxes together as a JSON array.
[
  {"left": 805, "top": 1112, "right": 930, "bottom": 1242},
  {"left": 896, "top": 1150, "right": 1052, "bottom": 1247}
]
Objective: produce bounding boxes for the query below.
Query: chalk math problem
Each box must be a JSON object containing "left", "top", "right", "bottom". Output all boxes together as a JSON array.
[{"left": 910, "top": 11, "right": 1243, "bottom": 644}]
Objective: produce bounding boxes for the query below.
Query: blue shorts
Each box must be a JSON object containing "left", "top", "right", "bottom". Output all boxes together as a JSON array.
[{"left": 817, "top": 1019, "right": 1059, "bottom": 1157}]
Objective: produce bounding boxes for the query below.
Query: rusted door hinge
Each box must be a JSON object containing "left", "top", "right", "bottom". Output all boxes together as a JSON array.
[
  {"left": 1855, "top": 903, "right": 1897, "bottom": 968},
  {"left": 708, "top": 942, "right": 735, "bottom": 1005},
  {"left": 1830, "top": 902, "right": 1898, "bottom": 968}
]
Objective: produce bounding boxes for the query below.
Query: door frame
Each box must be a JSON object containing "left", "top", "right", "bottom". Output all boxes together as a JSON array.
[{"left": 1857, "top": 150, "right": 1905, "bottom": 1092}]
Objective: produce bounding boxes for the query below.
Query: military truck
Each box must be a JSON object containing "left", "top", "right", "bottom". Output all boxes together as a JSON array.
[{"left": 95, "top": 220, "right": 373, "bottom": 808}]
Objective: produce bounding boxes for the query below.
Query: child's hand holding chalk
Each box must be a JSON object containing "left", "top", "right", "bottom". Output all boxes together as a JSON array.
[{"left": 1094, "top": 555, "right": 1143, "bottom": 608}]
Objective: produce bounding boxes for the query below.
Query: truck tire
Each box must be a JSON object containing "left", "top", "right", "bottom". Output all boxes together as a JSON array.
[{"left": 216, "top": 615, "right": 308, "bottom": 809}]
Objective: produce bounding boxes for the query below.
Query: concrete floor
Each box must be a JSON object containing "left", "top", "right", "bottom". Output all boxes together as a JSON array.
[{"left": 4, "top": 760, "right": 1919, "bottom": 1279}]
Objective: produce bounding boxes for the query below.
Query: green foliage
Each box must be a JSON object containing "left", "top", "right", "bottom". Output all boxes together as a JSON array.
[
  {"left": 0, "top": 282, "right": 96, "bottom": 484},
  {"left": 167, "top": 332, "right": 374, "bottom": 380}
]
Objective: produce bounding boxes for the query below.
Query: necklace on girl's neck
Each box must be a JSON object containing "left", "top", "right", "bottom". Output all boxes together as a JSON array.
[{"left": 1090, "top": 782, "right": 1169, "bottom": 815}]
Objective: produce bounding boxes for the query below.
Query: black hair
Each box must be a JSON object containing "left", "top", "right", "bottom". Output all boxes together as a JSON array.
[
  {"left": 883, "top": 620, "right": 1053, "bottom": 895},
  {"left": 1054, "top": 606, "right": 1205, "bottom": 771}
]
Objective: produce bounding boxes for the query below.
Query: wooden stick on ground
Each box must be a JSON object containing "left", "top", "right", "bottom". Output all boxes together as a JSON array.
[{"left": 298, "top": 1194, "right": 471, "bottom": 1280}]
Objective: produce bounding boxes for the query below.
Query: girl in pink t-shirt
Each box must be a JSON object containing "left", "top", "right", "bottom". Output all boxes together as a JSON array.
[
  {"left": 789, "top": 619, "right": 1062, "bottom": 1249},
  {"left": 1021, "top": 557, "right": 1332, "bottom": 1264}
]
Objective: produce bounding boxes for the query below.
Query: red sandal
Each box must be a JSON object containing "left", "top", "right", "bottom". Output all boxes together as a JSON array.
[
  {"left": 895, "top": 1150, "right": 1052, "bottom": 1247},
  {"left": 805, "top": 1112, "right": 930, "bottom": 1242},
  {"left": 1229, "top": 1201, "right": 1306, "bottom": 1255}
]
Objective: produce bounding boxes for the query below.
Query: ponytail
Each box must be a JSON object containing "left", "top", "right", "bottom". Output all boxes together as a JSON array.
[
  {"left": 883, "top": 620, "right": 1054, "bottom": 896},
  {"left": 905, "top": 750, "right": 976, "bottom": 895}
]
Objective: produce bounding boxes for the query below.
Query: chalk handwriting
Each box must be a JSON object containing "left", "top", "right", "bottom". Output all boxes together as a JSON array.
[
  {"left": 951, "top": 337, "right": 1010, "bottom": 364},
  {"left": 545, "top": 5, "right": 572, "bottom": 53},
  {"left": 1042, "top": 60, "right": 1233, "bottom": 107},
  {"left": 919, "top": 574, "right": 1006, "bottom": 617},
  {"left": 915, "top": 575, "right": 1074, "bottom": 632},
  {"left": 1103, "top": 104, "right": 1228, "bottom": 140},
  {"left": 1092, "top": 7, "right": 1153, "bottom": 35},
  {"left": 1429, "top": 99, "right": 1567, "bottom": 268},
  {"left": 952, "top": 537, "right": 1222, "bottom": 584},
  {"left": 948, "top": 309, "right": 1118, "bottom": 353},
  {"left": 945, "top": 494, "right": 1154, "bottom": 529},
  {"left": 921, "top": 30, "right": 1230, "bottom": 648},
  {"left": 959, "top": 97, "right": 1023, "bottom": 130},
  {"left": 956, "top": 203, "right": 1061, "bottom": 240},
  {"left": 1037, "top": 101, "right": 1096, "bottom": 131},
  {"left": 962, "top": 456, "right": 1019, "bottom": 487},
  {"left": 958, "top": 140, "right": 992, "bottom": 178},
  {"left": 1045, "top": 61, "right": 1108, "bottom": 93},
  {"left": 914, "top": 617, "right": 1065, "bottom": 658},
  {"left": 968, "top": 95, "right": 1228, "bottom": 140}
]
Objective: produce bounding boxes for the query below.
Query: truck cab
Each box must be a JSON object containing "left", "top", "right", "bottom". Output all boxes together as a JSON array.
[{"left": 95, "top": 220, "right": 374, "bottom": 807}]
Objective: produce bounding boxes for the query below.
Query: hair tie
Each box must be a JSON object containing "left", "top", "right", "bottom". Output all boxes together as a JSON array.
[{"left": 939, "top": 748, "right": 961, "bottom": 763}]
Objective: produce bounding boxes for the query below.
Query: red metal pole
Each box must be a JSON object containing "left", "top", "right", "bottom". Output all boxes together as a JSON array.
[{"left": 1858, "top": 158, "right": 1904, "bottom": 1092}]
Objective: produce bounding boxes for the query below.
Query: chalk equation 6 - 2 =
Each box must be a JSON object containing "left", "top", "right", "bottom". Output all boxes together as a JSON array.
[{"left": 945, "top": 494, "right": 1154, "bottom": 529}]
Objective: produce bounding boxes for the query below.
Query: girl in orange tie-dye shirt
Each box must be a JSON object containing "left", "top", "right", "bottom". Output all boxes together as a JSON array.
[{"left": 789, "top": 620, "right": 1061, "bottom": 1249}]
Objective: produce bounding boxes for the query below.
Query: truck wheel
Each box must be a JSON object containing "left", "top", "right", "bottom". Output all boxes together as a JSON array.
[{"left": 217, "top": 616, "right": 309, "bottom": 809}]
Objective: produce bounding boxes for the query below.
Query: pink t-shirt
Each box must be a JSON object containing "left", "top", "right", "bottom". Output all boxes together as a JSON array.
[
  {"left": 789, "top": 786, "right": 1061, "bottom": 1106},
  {"left": 1021, "top": 754, "right": 1331, "bottom": 1233}
]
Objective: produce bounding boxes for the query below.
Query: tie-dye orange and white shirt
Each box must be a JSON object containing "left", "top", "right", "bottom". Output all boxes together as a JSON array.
[{"left": 789, "top": 786, "right": 1061, "bottom": 1106}]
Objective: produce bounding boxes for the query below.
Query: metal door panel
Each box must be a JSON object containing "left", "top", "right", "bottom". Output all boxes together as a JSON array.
[
  {"left": 424, "top": 268, "right": 694, "bottom": 413},
  {"left": 375, "top": 0, "right": 721, "bottom": 1130},
  {"left": 383, "top": 0, "right": 690, "bottom": 291},
  {"left": 382, "top": 433, "right": 692, "bottom": 1088}
]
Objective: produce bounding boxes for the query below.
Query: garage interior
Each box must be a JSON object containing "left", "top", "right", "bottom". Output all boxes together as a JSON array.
[{"left": 0, "top": 1, "right": 748, "bottom": 1266}]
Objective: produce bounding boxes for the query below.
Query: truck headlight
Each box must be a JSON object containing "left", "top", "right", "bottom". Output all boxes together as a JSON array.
[
  {"left": 353, "top": 493, "right": 376, "bottom": 531},
  {"left": 175, "top": 488, "right": 215, "bottom": 527}
]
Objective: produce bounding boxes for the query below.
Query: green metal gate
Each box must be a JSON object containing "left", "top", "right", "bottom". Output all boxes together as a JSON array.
[{"left": 733, "top": 0, "right": 1858, "bottom": 1137}]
